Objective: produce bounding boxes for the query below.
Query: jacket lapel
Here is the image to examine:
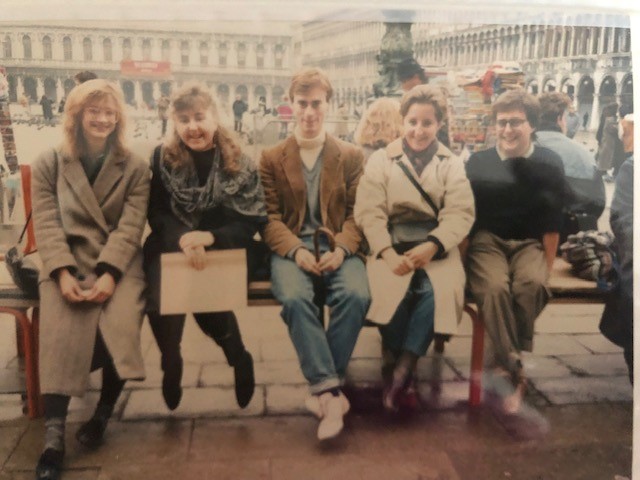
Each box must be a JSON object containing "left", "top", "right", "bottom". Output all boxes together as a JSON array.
[
  {"left": 281, "top": 137, "right": 306, "bottom": 217},
  {"left": 92, "top": 150, "right": 125, "bottom": 207},
  {"left": 61, "top": 153, "right": 110, "bottom": 234},
  {"left": 319, "top": 135, "right": 341, "bottom": 224}
]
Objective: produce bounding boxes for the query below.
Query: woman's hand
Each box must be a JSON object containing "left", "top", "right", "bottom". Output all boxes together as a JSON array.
[
  {"left": 184, "top": 245, "right": 207, "bottom": 270},
  {"left": 83, "top": 273, "right": 116, "bottom": 304},
  {"left": 381, "top": 248, "right": 415, "bottom": 276},
  {"left": 404, "top": 242, "right": 439, "bottom": 270},
  {"left": 179, "top": 231, "right": 214, "bottom": 250},
  {"left": 57, "top": 269, "right": 86, "bottom": 303}
]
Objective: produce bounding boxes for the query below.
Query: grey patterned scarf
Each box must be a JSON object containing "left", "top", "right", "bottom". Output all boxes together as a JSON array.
[{"left": 159, "top": 147, "right": 266, "bottom": 228}]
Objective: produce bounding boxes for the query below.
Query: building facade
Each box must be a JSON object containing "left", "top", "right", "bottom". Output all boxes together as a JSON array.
[
  {"left": 0, "top": 21, "right": 294, "bottom": 114},
  {"left": 302, "top": 19, "right": 633, "bottom": 129}
]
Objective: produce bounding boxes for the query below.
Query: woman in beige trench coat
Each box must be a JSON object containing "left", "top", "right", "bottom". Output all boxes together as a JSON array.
[
  {"left": 354, "top": 85, "right": 475, "bottom": 412},
  {"left": 31, "top": 79, "right": 150, "bottom": 480}
]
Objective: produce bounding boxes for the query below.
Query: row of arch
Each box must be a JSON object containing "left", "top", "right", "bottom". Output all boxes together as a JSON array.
[{"left": 2, "top": 34, "right": 286, "bottom": 68}]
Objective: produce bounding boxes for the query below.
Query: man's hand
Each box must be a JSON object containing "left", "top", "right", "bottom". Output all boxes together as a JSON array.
[
  {"left": 83, "top": 273, "right": 116, "bottom": 304},
  {"left": 404, "top": 242, "right": 438, "bottom": 269},
  {"left": 318, "top": 248, "right": 345, "bottom": 273},
  {"left": 179, "top": 231, "right": 214, "bottom": 250},
  {"left": 294, "top": 248, "right": 321, "bottom": 275},
  {"left": 57, "top": 269, "right": 85, "bottom": 303},
  {"left": 381, "top": 248, "right": 415, "bottom": 276},
  {"left": 183, "top": 245, "right": 207, "bottom": 270}
]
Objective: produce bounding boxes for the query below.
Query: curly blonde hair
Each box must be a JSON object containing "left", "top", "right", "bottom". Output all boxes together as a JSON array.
[
  {"left": 354, "top": 97, "right": 403, "bottom": 148},
  {"left": 163, "top": 82, "right": 241, "bottom": 174},
  {"left": 62, "top": 79, "right": 128, "bottom": 160}
]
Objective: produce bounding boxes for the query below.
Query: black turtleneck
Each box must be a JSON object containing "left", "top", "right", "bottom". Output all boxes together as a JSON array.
[{"left": 188, "top": 147, "right": 215, "bottom": 186}]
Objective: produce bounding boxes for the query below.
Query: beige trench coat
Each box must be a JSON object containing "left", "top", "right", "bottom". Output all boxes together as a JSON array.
[
  {"left": 32, "top": 147, "right": 150, "bottom": 396},
  {"left": 354, "top": 139, "right": 475, "bottom": 334}
]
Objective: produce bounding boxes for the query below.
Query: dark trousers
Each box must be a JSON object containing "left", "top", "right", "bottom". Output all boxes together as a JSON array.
[{"left": 148, "top": 311, "right": 246, "bottom": 370}]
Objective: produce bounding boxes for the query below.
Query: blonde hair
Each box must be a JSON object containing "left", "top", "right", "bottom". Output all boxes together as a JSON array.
[
  {"left": 289, "top": 67, "right": 333, "bottom": 102},
  {"left": 62, "top": 79, "right": 128, "bottom": 160},
  {"left": 354, "top": 97, "right": 403, "bottom": 148},
  {"left": 163, "top": 82, "right": 242, "bottom": 174},
  {"left": 399, "top": 84, "right": 448, "bottom": 123}
]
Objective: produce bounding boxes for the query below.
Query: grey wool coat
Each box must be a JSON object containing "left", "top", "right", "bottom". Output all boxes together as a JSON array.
[{"left": 31, "top": 147, "right": 150, "bottom": 397}]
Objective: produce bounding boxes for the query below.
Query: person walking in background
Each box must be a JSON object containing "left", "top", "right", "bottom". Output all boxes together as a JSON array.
[
  {"left": 232, "top": 95, "right": 248, "bottom": 134},
  {"left": 595, "top": 103, "right": 624, "bottom": 182},
  {"left": 334, "top": 102, "right": 350, "bottom": 140},
  {"left": 354, "top": 85, "right": 474, "bottom": 412},
  {"left": 157, "top": 94, "right": 170, "bottom": 138},
  {"left": 465, "top": 89, "right": 566, "bottom": 415},
  {"left": 276, "top": 95, "right": 293, "bottom": 140},
  {"left": 582, "top": 112, "right": 589, "bottom": 131},
  {"left": 40, "top": 94, "right": 54, "bottom": 126},
  {"left": 535, "top": 92, "right": 605, "bottom": 243},
  {"left": 564, "top": 105, "right": 580, "bottom": 139},
  {"left": 353, "top": 97, "right": 403, "bottom": 164},
  {"left": 260, "top": 67, "right": 370, "bottom": 440},
  {"left": 31, "top": 79, "right": 150, "bottom": 480},
  {"left": 143, "top": 82, "right": 265, "bottom": 413}
]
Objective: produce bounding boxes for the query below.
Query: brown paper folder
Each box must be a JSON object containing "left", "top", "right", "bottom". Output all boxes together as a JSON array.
[{"left": 160, "top": 249, "right": 247, "bottom": 315}]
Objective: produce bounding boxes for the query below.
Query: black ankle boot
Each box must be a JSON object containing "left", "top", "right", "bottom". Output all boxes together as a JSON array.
[
  {"left": 162, "top": 355, "right": 183, "bottom": 411},
  {"left": 35, "top": 448, "right": 64, "bottom": 480},
  {"left": 233, "top": 351, "right": 254, "bottom": 408},
  {"left": 75, "top": 418, "right": 107, "bottom": 449}
]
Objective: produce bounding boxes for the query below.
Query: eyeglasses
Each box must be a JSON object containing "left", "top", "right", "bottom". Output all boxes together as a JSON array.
[
  {"left": 85, "top": 107, "right": 118, "bottom": 121},
  {"left": 496, "top": 118, "right": 528, "bottom": 129}
]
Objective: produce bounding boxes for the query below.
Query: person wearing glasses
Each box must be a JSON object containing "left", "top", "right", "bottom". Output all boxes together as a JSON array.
[
  {"left": 31, "top": 79, "right": 150, "bottom": 480},
  {"left": 465, "top": 89, "right": 565, "bottom": 414}
]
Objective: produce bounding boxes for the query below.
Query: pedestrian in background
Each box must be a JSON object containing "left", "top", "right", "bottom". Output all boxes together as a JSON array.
[
  {"left": 353, "top": 96, "right": 403, "bottom": 164},
  {"left": 157, "top": 94, "right": 170, "bottom": 138},
  {"left": 564, "top": 105, "right": 580, "bottom": 139},
  {"left": 40, "top": 94, "right": 54, "bottom": 125},
  {"left": 143, "top": 82, "right": 265, "bottom": 413},
  {"left": 596, "top": 103, "right": 624, "bottom": 182},
  {"left": 31, "top": 79, "right": 150, "bottom": 480},
  {"left": 232, "top": 95, "right": 248, "bottom": 134}
]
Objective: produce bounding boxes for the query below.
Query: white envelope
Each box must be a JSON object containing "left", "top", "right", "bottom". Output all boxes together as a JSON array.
[
  {"left": 365, "top": 257, "right": 412, "bottom": 325},
  {"left": 160, "top": 249, "right": 247, "bottom": 315}
]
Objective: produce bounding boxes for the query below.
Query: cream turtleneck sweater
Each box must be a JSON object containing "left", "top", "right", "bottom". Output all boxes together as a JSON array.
[{"left": 294, "top": 127, "right": 326, "bottom": 170}]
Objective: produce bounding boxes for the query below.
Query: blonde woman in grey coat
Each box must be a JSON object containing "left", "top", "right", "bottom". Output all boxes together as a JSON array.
[{"left": 31, "top": 79, "right": 150, "bottom": 480}]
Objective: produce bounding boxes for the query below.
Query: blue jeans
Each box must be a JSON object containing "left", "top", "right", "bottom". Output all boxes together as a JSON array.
[
  {"left": 380, "top": 269, "right": 435, "bottom": 357},
  {"left": 270, "top": 249, "right": 370, "bottom": 394}
]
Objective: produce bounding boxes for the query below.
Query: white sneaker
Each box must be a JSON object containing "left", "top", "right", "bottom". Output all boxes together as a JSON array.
[
  {"left": 316, "top": 392, "right": 344, "bottom": 441},
  {"left": 305, "top": 392, "right": 350, "bottom": 419}
]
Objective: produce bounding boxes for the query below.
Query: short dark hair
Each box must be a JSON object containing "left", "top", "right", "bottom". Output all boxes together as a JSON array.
[
  {"left": 397, "top": 58, "right": 427, "bottom": 83},
  {"left": 538, "top": 92, "right": 571, "bottom": 126},
  {"left": 74, "top": 71, "right": 97, "bottom": 84},
  {"left": 492, "top": 89, "right": 540, "bottom": 129}
]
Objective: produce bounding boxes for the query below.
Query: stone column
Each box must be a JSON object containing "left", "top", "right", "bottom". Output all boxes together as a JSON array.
[
  {"left": 56, "top": 78, "right": 64, "bottom": 100},
  {"left": 134, "top": 81, "right": 143, "bottom": 109},
  {"left": 590, "top": 94, "right": 600, "bottom": 130},
  {"left": 36, "top": 78, "right": 44, "bottom": 99}
]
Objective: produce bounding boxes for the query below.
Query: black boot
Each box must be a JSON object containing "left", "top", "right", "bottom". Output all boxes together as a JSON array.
[
  {"left": 76, "top": 403, "right": 114, "bottom": 448},
  {"left": 162, "top": 355, "right": 183, "bottom": 410},
  {"left": 233, "top": 350, "right": 255, "bottom": 408},
  {"left": 35, "top": 448, "right": 64, "bottom": 480}
]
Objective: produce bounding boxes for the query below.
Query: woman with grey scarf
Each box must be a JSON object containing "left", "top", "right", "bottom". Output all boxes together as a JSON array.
[{"left": 143, "top": 82, "right": 266, "bottom": 411}]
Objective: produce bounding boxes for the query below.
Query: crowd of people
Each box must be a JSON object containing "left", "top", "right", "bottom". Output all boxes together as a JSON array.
[{"left": 25, "top": 65, "right": 632, "bottom": 480}]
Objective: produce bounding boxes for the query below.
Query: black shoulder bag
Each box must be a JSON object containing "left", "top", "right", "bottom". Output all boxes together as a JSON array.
[{"left": 4, "top": 212, "right": 39, "bottom": 298}]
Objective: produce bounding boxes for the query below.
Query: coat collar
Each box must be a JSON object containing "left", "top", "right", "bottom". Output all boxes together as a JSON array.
[
  {"left": 60, "top": 148, "right": 126, "bottom": 234},
  {"left": 279, "top": 134, "right": 342, "bottom": 224},
  {"left": 386, "top": 138, "right": 454, "bottom": 162}
]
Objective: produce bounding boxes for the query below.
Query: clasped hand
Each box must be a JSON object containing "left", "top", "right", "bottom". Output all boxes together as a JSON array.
[
  {"left": 179, "top": 231, "right": 215, "bottom": 270},
  {"left": 58, "top": 269, "right": 115, "bottom": 304},
  {"left": 295, "top": 248, "right": 345, "bottom": 275},
  {"left": 382, "top": 242, "right": 438, "bottom": 276}
]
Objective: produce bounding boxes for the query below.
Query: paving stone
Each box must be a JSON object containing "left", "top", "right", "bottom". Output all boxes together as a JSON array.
[
  {"left": 270, "top": 455, "right": 367, "bottom": 480},
  {"left": 253, "top": 360, "right": 305, "bottom": 386},
  {"left": 344, "top": 358, "right": 381, "bottom": 385},
  {"left": 0, "top": 470, "right": 100, "bottom": 480},
  {"left": 122, "top": 386, "right": 265, "bottom": 420},
  {"left": 533, "top": 376, "right": 633, "bottom": 404},
  {"left": 535, "top": 304, "right": 603, "bottom": 333},
  {"left": 359, "top": 453, "right": 460, "bottom": 480},
  {"left": 126, "top": 362, "right": 200, "bottom": 390},
  {"left": 188, "top": 416, "right": 359, "bottom": 461},
  {"left": 0, "top": 424, "right": 26, "bottom": 467},
  {"left": 572, "top": 333, "right": 625, "bottom": 354},
  {"left": 531, "top": 334, "right": 592, "bottom": 356},
  {"left": 67, "top": 391, "right": 129, "bottom": 424},
  {"left": 96, "top": 460, "right": 270, "bottom": 480},
  {"left": 521, "top": 354, "right": 573, "bottom": 378},
  {"left": 265, "top": 385, "right": 309, "bottom": 415},
  {"left": 199, "top": 362, "right": 235, "bottom": 387},
  {"left": 558, "top": 353, "right": 630, "bottom": 377},
  {"left": 0, "top": 394, "right": 24, "bottom": 421}
]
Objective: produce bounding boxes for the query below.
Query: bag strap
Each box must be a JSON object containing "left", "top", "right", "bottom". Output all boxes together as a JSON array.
[
  {"left": 18, "top": 212, "right": 32, "bottom": 243},
  {"left": 394, "top": 158, "right": 440, "bottom": 216}
]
